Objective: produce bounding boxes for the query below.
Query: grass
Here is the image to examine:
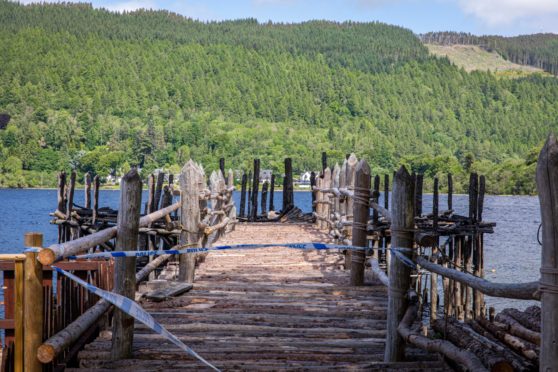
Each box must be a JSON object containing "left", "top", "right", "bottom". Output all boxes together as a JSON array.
[{"left": 426, "top": 44, "right": 549, "bottom": 77}]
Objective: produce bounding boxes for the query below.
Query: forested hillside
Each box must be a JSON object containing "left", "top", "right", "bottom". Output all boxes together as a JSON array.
[
  {"left": 422, "top": 32, "right": 558, "bottom": 75},
  {"left": 0, "top": 2, "right": 557, "bottom": 194}
]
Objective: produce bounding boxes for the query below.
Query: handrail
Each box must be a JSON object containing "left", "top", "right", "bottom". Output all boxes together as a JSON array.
[
  {"left": 416, "top": 256, "right": 540, "bottom": 300},
  {"left": 38, "top": 201, "right": 181, "bottom": 265}
]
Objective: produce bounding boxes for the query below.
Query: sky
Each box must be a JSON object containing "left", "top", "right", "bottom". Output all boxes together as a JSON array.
[{"left": 17, "top": 0, "right": 558, "bottom": 36}]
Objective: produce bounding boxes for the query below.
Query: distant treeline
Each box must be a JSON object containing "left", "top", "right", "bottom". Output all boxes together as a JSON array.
[
  {"left": 0, "top": 2, "right": 557, "bottom": 195},
  {"left": 421, "top": 32, "right": 558, "bottom": 75}
]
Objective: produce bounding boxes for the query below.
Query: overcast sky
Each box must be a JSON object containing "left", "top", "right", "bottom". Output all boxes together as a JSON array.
[{"left": 17, "top": 0, "right": 558, "bottom": 36}]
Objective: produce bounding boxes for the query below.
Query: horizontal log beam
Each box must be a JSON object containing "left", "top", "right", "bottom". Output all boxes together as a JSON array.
[
  {"left": 37, "top": 253, "right": 171, "bottom": 364},
  {"left": 416, "top": 256, "right": 540, "bottom": 300},
  {"left": 398, "top": 297, "right": 488, "bottom": 372},
  {"left": 39, "top": 202, "right": 181, "bottom": 265}
]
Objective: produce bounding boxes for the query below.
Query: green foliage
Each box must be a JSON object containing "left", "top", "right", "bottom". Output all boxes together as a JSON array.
[
  {"left": 0, "top": 2, "right": 556, "bottom": 194},
  {"left": 422, "top": 32, "right": 558, "bottom": 75}
]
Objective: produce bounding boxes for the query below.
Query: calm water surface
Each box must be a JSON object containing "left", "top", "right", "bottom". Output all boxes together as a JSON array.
[{"left": 0, "top": 189, "right": 541, "bottom": 311}]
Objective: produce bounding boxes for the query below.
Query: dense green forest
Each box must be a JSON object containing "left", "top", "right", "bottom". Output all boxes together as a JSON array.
[
  {"left": 421, "top": 32, "right": 558, "bottom": 75},
  {"left": 0, "top": 1, "right": 557, "bottom": 194}
]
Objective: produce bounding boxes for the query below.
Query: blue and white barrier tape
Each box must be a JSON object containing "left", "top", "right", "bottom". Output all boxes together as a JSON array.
[
  {"left": 69, "top": 242, "right": 407, "bottom": 260},
  {"left": 52, "top": 266, "right": 220, "bottom": 371}
]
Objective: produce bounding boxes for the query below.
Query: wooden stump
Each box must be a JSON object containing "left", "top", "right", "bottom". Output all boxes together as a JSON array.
[
  {"left": 111, "top": 169, "right": 142, "bottom": 360},
  {"left": 350, "top": 160, "right": 370, "bottom": 286},
  {"left": 385, "top": 166, "right": 414, "bottom": 362}
]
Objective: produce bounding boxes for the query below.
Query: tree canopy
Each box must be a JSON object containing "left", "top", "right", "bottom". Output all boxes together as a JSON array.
[{"left": 0, "top": 1, "right": 557, "bottom": 194}]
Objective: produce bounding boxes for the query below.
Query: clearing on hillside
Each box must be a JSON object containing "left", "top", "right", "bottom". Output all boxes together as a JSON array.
[{"left": 426, "top": 44, "right": 547, "bottom": 75}]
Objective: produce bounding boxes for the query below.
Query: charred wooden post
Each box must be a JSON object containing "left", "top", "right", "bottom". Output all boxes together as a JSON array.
[
  {"left": 385, "top": 166, "right": 414, "bottom": 362},
  {"left": 23, "top": 232, "right": 44, "bottom": 372},
  {"left": 84, "top": 172, "right": 92, "bottom": 209},
  {"left": 92, "top": 175, "right": 100, "bottom": 225},
  {"left": 321, "top": 151, "right": 327, "bottom": 174},
  {"left": 283, "top": 158, "right": 294, "bottom": 211},
  {"left": 372, "top": 175, "right": 380, "bottom": 225},
  {"left": 179, "top": 161, "right": 202, "bottom": 282},
  {"left": 239, "top": 172, "right": 247, "bottom": 218},
  {"left": 310, "top": 171, "right": 316, "bottom": 213},
  {"left": 430, "top": 177, "right": 439, "bottom": 322},
  {"left": 384, "top": 174, "right": 390, "bottom": 210},
  {"left": 350, "top": 160, "right": 370, "bottom": 286},
  {"left": 154, "top": 172, "right": 165, "bottom": 210},
  {"left": 447, "top": 173, "right": 453, "bottom": 211},
  {"left": 247, "top": 171, "right": 252, "bottom": 219},
  {"left": 57, "top": 171, "right": 67, "bottom": 242},
  {"left": 535, "top": 134, "right": 558, "bottom": 371},
  {"left": 251, "top": 159, "right": 260, "bottom": 221},
  {"left": 147, "top": 174, "right": 155, "bottom": 214},
  {"left": 219, "top": 157, "right": 225, "bottom": 182},
  {"left": 67, "top": 170, "right": 77, "bottom": 239},
  {"left": 415, "top": 173, "right": 423, "bottom": 217},
  {"left": 261, "top": 181, "right": 268, "bottom": 216},
  {"left": 269, "top": 174, "right": 275, "bottom": 212},
  {"left": 111, "top": 169, "right": 142, "bottom": 360}
]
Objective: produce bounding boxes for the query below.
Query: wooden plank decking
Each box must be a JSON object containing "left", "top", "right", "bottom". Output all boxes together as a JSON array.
[{"left": 71, "top": 223, "right": 448, "bottom": 371}]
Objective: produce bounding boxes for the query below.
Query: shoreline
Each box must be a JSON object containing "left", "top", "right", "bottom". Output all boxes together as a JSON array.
[{"left": 0, "top": 187, "right": 539, "bottom": 197}]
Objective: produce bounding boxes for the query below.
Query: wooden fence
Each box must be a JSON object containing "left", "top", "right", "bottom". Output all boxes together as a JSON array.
[
  {"left": 313, "top": 148, "right": 548, "bottom": 370},
  {"left": 0, "top": 160, "right": 236, "bottom": 371}
]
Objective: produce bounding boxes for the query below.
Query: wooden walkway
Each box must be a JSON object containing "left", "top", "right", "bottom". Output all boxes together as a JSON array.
[{"left": 72, "top": 223, "right": 448, "bottom": 371}]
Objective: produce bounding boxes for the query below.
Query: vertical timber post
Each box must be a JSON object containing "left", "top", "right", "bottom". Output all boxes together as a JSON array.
[
  {"left": 476, "top": 175, "right": 486, "bottom": 317},
  {"left": 430, "top": 177, "right": 439, "bottom": 322},
  {"left": 261, "top": 181, "right": 268, "bottom": 216},
  {"left": 57, "top": 172, "right": 66, "bottom": 243},
  {"left": 111, "top": 170, "right": 141, "bottom": 360},
  {"left": 269, "top": 174, "right": 275, "bottom": 212},
  {"left": 350, "top": 160, "right": 370, "bottom": 286},
  {"left": 345, "top": 154, "right": 358, "bottom": 265},
  {"left": 251, "top": 159, "right": 260, "bottom": 221},
  {"left": 239, "top": 173, "right": 247, "bottom": 218},
  {"left": 310, "top": 171, "right": 316, "bottom": 213},
  {"left": 14, "top": 255, "right": 24, "bottom": 372},
  {"left": 536, "top": 134, "right": 558, "bottom": 371},
  {"left": 385, "top": 166, "right": 414, "bottom": 362},
  {"left": 219, "top": 158, "right": 225, "bottom": 183},
  {"left": 283, "top": 158, "right": 294, "bottom": 211},
  {"left": 84, "top": 172, "right": 92, "bottom": 209},
  {"left": 179, "top": 161, "right": 202, "bottom": 282},
  {"left": 93, "top": 175, "right": 100, "bottom": 224},
  {"left": 23, "top": 232, "right": 43, "bottom": 372}
]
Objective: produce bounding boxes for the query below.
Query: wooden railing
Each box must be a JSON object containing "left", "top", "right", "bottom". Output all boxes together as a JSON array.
[
  {"left": 312, "top": 150, "right": 548, "bottom": 370},
  {"left": 1, "top": 159, "right": 236, "bottom": 371}
]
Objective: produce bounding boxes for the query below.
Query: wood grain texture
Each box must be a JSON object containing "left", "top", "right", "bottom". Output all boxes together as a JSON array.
[{"left": 76, "top": 223, "right": 445, "bottom": 371}]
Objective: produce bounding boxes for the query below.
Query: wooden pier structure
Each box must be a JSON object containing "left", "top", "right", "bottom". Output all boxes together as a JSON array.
[{"left": 0, "top": 134, "right": 556, "bottom": 371}]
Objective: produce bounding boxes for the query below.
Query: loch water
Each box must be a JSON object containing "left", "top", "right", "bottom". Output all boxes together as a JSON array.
[{"left": 0, "top": 189, "right": 541, "bottom": 311}]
